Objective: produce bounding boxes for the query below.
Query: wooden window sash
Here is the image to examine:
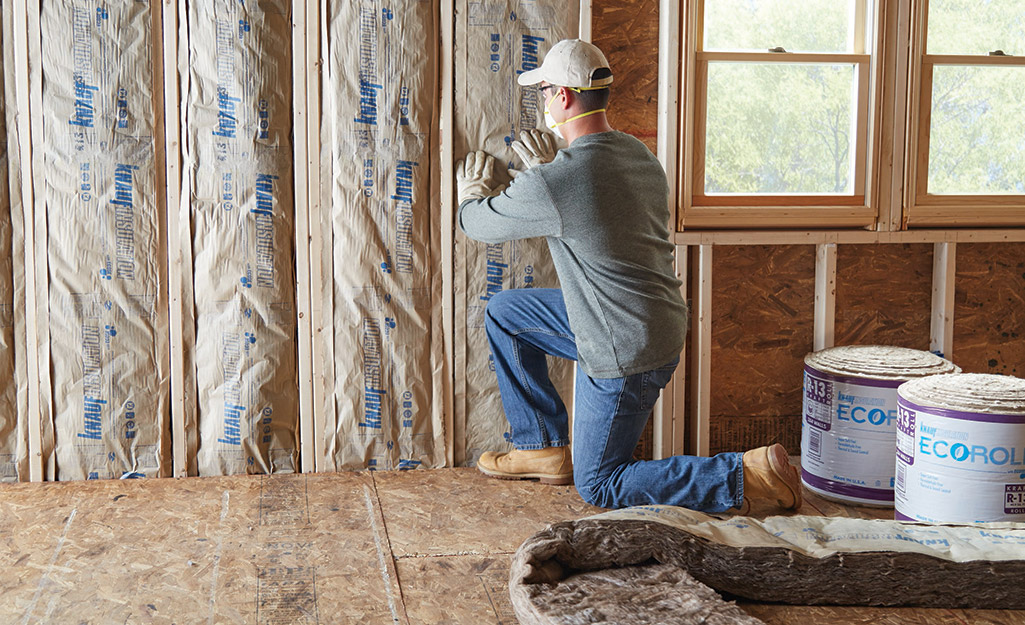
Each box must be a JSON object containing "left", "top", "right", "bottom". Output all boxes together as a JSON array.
[
  {"left": 904, "top": 0, "right": 1025, "bottom": 227},
  {"left": 684, "top": 0, "right": 878, "bottom": 230}
]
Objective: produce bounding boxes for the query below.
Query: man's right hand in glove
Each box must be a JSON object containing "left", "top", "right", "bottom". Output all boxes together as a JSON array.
[
  {"left": 510, "top": 129, "right": 557, "bottom": 170},
  {"left": 456, "top": 150, "right": 503, "bottom": 204}
]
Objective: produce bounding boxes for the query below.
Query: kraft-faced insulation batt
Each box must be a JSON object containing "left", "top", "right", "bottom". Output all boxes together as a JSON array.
[
  {"left": 0, "top": 17, "right": 15, "bottom": 481},
  {"left": 39, "top": 1, "right": 170, "bottom": 480},
  {"left": 896, "top": 373, "right": 1025, "bottom": 523},
  {"left": 802, "top": 345, "right": 958, "bottom": 505},
  {"left": 184, "top": 0, "right": 299, "bottom": 475},
  {"left": 454, "top": 0, "right": 579, "bottom": 465},
  {"left": 315, "top": 0, "right": 443, "bottom": 470}
]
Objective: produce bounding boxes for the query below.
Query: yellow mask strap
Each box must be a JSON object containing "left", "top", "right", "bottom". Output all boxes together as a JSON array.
[{"left": 550, "top": 108, "right": 607, "bottom": 127}]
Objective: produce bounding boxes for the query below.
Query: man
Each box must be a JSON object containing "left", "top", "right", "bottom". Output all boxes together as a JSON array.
[{"left": 456, "top": 39, "right": 800, "bottom": 514}]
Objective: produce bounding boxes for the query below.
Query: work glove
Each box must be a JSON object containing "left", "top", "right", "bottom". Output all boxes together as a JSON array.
[
  {"left": 510, "top": 129, "right": 557, "bottom": 169},
  {"left": 456, "top": 150, "right": 503, "bottom": 204}
]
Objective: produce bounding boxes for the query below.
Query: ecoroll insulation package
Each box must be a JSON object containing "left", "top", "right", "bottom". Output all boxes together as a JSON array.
[
  {"left": 182, "top": 0, "right": 299, "bottom": 475},
  {"left": 454, "top": 0, "right": 579, "bottom": 464},
  {"left": 313, "top": 0, "right": 444, "bottom": 471},
  {"left": 38, "top": 0, "right": 170, "bottom": 479}
]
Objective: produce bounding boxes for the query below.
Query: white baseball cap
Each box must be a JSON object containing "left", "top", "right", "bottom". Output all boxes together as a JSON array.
[{"left": 517, "top": 39, "right": 613, "bottom": 89}]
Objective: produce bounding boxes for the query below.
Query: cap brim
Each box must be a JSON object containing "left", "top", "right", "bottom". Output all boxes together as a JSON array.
[{"left": 517, "top": 67, "right": 545, "bottom": 86}]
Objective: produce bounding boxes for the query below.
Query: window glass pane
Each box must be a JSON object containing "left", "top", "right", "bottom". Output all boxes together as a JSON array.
[
  {"left": 703, "top": 0, "right": 861, "bottom": 53},
  {"left": 927, "top": 0, "right": 1024, "bottom": 55},
  {"left": 705, "top": 63, "right": 857, "bottom": 195},
  {"left": 928, "top": 66, "right": 1025, "bottom": 194}
]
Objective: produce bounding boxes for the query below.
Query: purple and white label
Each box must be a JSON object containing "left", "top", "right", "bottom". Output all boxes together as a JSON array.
[
  {"left": 895, "top": 405, "right": 916, "bottom": 466},
  {"left": 801, "top": 367, "right": 905, "bottom": 504},
  {"left": 895, "top": 397, "right": 1025, "bottom": 523},
  {"left": 803, "top": 371, "right": 832, "bottom": 431}
]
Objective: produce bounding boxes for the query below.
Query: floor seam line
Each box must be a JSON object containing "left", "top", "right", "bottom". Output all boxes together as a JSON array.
[
  {"left": 393, "top": 551, "right": 516, "bottom": 560},
  {"left": 369, "top": 473, "right": 411, "bottom": 625}
]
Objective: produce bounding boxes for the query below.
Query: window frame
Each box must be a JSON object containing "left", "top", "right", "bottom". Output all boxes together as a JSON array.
[
  {"left": 904, "top": 0, "right": 1025, "bottom": 227},
  {"left": 680, "top": 0, "right": 880, "bottom": 230}
]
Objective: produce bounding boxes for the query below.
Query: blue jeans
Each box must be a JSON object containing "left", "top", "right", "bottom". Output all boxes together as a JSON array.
[{"left": 484, "top": 288, "right": 743, "bottom": 511}]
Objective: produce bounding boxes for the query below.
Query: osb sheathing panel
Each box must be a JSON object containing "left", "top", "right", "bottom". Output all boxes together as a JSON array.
[
  {"left": 397, "top": 556, "right": 519, "bottom": 625},
  {"left": 953, "top": 243, "right": 1025, "bottom": 377},
  {"left": 592, "top": 0, "right": 659, "bottom": 154},
  {"left": 3, "top": 468, "right": 1018, "bottom": 624},
  {"left": 709, "top": 245, "right": 814, "bottom": 454},
  {"left": 0, "top": 473, "right": 403, "bottom": 623},
  {"left": 835, "top": 244, "right": 932, "bottom": 350},
  {"left": 373, "top": 467, "right": 600, "bottom": 557}
]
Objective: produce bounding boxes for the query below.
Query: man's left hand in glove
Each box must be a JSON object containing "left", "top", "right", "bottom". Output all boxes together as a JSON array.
[{"left": 510, "top": 129, "right": 557, "bottom": 170}]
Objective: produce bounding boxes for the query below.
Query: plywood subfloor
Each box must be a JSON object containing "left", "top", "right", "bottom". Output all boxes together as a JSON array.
[{"left": 0, "top": 468, "right": 1021, "bottom": 624}]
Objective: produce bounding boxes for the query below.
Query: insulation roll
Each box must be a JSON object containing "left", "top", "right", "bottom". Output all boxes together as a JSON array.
[
  {"left": 801, "top": 345, "right": 959, "bottom": 505},
  {"left": 316, "top": 0, "right": 444, "bottom": 471},
  {"left": 39, "top": 0, "right": 170, "bottom": 479},
  {"left": 896, "top": 373, "right": 1025, "bottom": 523},
  {"left": 184, "top": 0, "right": 299, "bottom": 475},
  {"left": 454, "top": 0, "right": 580, "bottom": 465},
  {"left": 0, "top": 15, "right": 15, "bottom": 482}
]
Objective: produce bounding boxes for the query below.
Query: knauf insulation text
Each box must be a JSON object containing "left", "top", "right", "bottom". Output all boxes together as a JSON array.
[
  {"left": 214, "top": 19, "right": 239, "bottom": 140},
  {"left": 253, "top": 174, "right": 278, "bottom": 287},
  {"left": 392, "top": 161, "right": 417, "bottom": 274},
  {"left": 361, "top": 319, "right": 385, "bottom": 429},
  {"left": 517, "top": 35, "right": 543, "bottom": 129},
  {"left": 70, "top": 7, "right": 95, "bottom": 131},
  {"left": 218, "top": 333, "right": 245, "bottom": 446},
  {"left": 79, "top": 326, "right": 105, "bottom": 440},
  {"left": 354, "top": 7, "right": 380, "bottom": 126},
  {"left": 112, "top": 164, "right": 137, "bottom": 281}
]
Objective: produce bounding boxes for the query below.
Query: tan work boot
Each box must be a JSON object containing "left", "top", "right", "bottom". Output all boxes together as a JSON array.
[
  {"left": 736, "top": 443, "right": 802, "bottom": 514},
  {"left": 477, "top": 447, "right": 573, "bottom": 485}
]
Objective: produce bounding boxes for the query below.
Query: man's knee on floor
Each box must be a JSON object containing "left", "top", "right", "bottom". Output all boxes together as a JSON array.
[{"left": 573, "top": 469, "right": 614, "bottom": 509}]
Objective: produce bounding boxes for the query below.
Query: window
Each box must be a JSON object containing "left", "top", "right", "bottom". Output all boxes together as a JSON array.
[
  {"left": 682, "top": 0, "right": 877, "bottom": 229},
  {"left": 906, "top": 0, "right": 1025, "bottom": 226}
]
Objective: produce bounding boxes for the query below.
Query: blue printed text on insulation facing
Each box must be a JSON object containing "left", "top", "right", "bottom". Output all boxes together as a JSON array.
[
  {"left": 361, "top": 318, "right": 386, "bottom": 429},
  {"left": 112, "top": 164, "right": 138, "bottom": 281},
  {"left": 361, "top": 159, "right": 375, "bottom": 196},
  {"left": 123, "top": 401, "right": 137, "bottom": 440},
  {"left": 70, "top": 78, "right": 99, "bottom": 128},
  {"left": 213, "top": 88, "right": 241, "bottom": 138},
  {"left": 516, "top": 35, "right": 545, "bottom": 130},
  {"left": 258, "top": 99, "right": 271, "bottom": 139},
  {"left": 218, "top": 333, "right": 245, "bottom": 446},
  {"left": 79, "top": 325, "right": 105, "bottom": 440},
  {"left": 480, "top": 244, "right": 507, "bottom": 301},
  {"left": 116, "top": 88, "right": 129, "bottom": 129},
  {"left": 354, "top": 7, "right": 382, "bottom": 126},
  {"left": 214, "top": 18, "right": 238, "bottom": 140},
  {"left": 401, "top": 390, "right": 414, "bottom": 428},
  {"left": 70, "top": 6, "right": 94, "bottom": 130},
  {"left": 392, "top": 161, "right": 418, "bottom": 274},
  {"left": 489, "top": 33, "right": 501, "bottom": 72},
  {"left": 252, "top": 174, "right": 278, "bottom": 287}
]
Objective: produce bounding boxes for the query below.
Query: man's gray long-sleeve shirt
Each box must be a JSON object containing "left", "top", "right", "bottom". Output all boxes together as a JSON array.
[{"left": 458, "top": 130, "right": 688, "bottom": 379}]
